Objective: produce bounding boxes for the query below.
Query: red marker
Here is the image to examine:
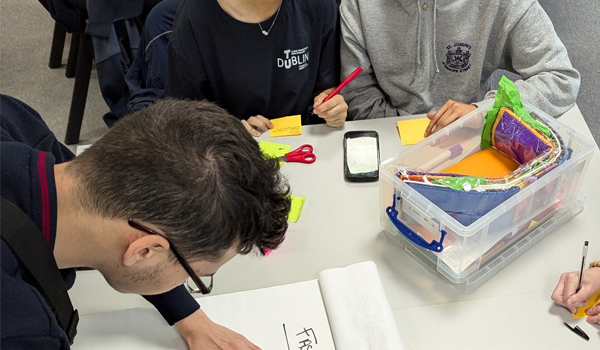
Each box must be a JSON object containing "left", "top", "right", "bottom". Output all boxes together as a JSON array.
[{"left": 316, "top": 67, "right": 363, "bottom": 107}]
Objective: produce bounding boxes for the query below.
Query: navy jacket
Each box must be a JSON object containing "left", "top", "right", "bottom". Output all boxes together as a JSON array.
[
  {"left": 38, "top": 0, "right": 87, "bottom": 33},
  {"left": 0, "top": 95, "right": 199, "bottom": 349}
]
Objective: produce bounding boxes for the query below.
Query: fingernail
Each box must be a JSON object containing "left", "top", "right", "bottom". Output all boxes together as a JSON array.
[{"left": 570, "top": 308, "right": 577, "bottom": 314}]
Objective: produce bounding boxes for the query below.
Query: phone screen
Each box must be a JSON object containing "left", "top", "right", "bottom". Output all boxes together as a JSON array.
[{"left": 344, "top": 131, "right": 380, "bottom": 182}]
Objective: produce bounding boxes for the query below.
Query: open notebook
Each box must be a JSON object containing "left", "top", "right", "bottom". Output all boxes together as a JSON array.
[{"left": 72, "top": 261, "right": 404, "bottom": 350}]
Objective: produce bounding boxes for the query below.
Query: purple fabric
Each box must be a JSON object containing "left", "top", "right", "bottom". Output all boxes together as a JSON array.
[{"left": 493, "top": 110, "right": 552, "bottom": 164}]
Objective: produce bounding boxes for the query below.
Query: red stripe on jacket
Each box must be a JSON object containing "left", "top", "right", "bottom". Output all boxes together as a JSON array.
[{"left": 37, "top": 152, "right": 51, "bottom": 242}]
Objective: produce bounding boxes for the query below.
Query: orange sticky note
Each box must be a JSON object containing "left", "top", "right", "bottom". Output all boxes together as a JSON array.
[
  {"left": 573, "top": 289, "right": 600, "bottom": 319},
  {"left": 397, "top": 118, "right": 430, "bottom": 145},
  {"left": 270, "top": 115, "right": 302, "bottom": 137}
]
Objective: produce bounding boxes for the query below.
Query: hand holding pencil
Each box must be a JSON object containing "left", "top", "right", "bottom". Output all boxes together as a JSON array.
[{"left": 313, "top": 67, "right": 363, "bottom": 128}]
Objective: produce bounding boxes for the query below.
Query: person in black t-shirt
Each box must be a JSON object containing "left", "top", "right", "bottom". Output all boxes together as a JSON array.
[{"left": 164, "top": 0, "right": 347, "bottom": 136}]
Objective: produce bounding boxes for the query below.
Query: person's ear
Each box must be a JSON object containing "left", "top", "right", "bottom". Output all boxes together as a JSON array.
[{"left": 123, "top": 235, "right": 170, "bottom": 267}]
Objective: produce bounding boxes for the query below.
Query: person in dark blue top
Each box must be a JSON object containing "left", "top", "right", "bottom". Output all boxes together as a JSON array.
[
  {"left": 164, "top": 0, "right": 347, "bottom": 136},
  {"left": 1, "top": 94, "right": 290, "bottom": 349},
  {"left": 126, "top": 0, "right": 180, "bottom": 116}
]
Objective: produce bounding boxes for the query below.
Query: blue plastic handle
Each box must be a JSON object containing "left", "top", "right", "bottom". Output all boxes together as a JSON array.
[{"left": 386, "top": 196, "right": 446, "bottom": 252}]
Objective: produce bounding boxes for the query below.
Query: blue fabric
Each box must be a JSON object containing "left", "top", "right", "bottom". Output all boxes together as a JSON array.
[
  {"left": 38, "top": 0, "right": 87, "bottom": 33},
  {"left": 92, "top": 19, "right": 141, "bottom": 126},
  {"left": 0, "top": 95, "right": 199, "bottom": 349},
  {"left": 1, "top": 94, "right": 74, "bottom": 350},
  {"left": 126, "top": 0, "right": 181, "bottom": 114},
  {"left": 165, "top": 0, "right": 340, "bottom": 124},
  {"left": 84, "top": 1, "right": 144, "bottom": 125},
  {"left": 408, "top": 183, "right": 520, "bottom": 227},
  {"left": 85, "top": 0, "right": 144, "bottom": 38}
]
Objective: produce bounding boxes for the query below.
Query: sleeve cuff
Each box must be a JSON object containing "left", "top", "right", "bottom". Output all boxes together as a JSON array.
[{"left": 143, "top": 285, "right": 200, "bottom": 325}]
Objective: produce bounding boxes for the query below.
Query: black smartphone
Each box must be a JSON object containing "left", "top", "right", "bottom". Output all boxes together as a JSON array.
[{"left": 343, "top": 130, "right": 380, "bottom": 182}]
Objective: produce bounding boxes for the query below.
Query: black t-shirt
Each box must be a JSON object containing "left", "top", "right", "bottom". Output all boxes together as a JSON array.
[{"left": 165, "top": 0, "right": 340, "bottom": 124}]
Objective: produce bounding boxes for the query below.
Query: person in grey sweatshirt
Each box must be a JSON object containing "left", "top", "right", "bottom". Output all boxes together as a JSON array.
[{"left": 340, "top": 0, "right": 580, "bottom": 136}]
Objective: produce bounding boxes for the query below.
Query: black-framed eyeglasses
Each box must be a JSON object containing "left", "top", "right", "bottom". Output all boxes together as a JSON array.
[{"left": 128, "top": 218, "right": 213, "bottom": 294}]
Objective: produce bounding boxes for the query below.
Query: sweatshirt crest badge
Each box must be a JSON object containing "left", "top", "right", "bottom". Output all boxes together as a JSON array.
[{"left": 443, "top": 43, "right": 472, "bottom": 73}]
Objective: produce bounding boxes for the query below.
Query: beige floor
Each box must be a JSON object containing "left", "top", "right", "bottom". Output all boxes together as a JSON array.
[{"left": 1, "top": 0, "right": 108, "bottom": 152}]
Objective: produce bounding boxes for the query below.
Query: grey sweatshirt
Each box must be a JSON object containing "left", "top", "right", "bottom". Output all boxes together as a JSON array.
[{"left": 340, "top": 0, "right": 580, "bottom": 120}]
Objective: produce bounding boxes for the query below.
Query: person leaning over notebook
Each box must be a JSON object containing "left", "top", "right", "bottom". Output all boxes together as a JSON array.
[
  {"left": 0, "top": 95, "right": 290, "bottom": 350},
  {"left": 340, "top": 0, "right": 580, "bottom": 136},
  {"left": 551, "top": 261, "right": 600, "bottom": 324},
  {"left": 164, "top": 0, "right": 347, "bottom": 136}
]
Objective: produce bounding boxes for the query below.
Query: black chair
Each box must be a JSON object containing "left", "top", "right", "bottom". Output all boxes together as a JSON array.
[
  {"left": 46, "top": 0, "right": 160, "bottom": 145},
  {"left": 48, "top": 25, "right": 94, "bottom": 145}
]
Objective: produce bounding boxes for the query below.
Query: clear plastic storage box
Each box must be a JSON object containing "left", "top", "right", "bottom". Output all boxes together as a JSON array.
[{"left": 380, "top": 100, "right": 595, "bottom": 292}]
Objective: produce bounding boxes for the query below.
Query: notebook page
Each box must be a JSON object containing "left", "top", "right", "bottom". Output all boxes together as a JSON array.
[
  {"left": 318, "top": 261, "right": 405, "bottom": 350},
  {"left": 73, "top": 280, "right": 335, "bottom": 350}
]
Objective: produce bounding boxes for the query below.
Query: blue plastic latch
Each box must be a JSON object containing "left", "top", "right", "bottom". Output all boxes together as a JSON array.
[{"left": 386, "top": 194, "right": 446, "bottom": 252}]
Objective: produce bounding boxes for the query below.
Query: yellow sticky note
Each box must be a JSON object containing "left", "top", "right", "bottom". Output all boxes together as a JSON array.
[
  {"left": 287, "top": 194, "right": 305, "bottom": 223},
  {"left": 397, "top": 118, "right": 430, "bottom": 146},
  {"left": 259, "top": 140, "right": 292, "bottom": 165},
  {"left": 573, "top": 289, "right": 600, "bottom": 319},
  {"left": 270, "top": 115, "right": 302, "bottom": 137}
]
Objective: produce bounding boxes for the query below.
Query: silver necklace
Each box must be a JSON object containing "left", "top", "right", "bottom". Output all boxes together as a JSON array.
[{"left": 246, "top": 0, "right": 282, "bottom": 36}]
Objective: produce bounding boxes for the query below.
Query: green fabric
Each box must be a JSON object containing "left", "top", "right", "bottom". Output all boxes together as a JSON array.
[
  {"left": 431, "top": 176, "right": 486, "bottom": 191},
  {"left": 481, "top": 76, "right": 551, "bottom": 150}
]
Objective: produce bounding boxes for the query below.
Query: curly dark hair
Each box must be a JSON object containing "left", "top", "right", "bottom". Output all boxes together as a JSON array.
[{"left": 67, "top": 99, "right": 290, "bottom": 261}]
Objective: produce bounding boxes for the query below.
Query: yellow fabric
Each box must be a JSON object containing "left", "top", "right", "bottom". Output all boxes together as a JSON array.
[{"left": 441, "top": 147, "right": 520, "bottom": 178}]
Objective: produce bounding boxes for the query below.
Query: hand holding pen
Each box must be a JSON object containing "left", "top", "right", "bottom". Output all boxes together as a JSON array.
[
  {"left": 313, "top": 67, "right": 362, "bottom": 127},
  {"left": 551, "top": 241, "right": 600, "bottom": 324},
  {"left": 576, "top": 241, "right": 589, "bottom": 293}
]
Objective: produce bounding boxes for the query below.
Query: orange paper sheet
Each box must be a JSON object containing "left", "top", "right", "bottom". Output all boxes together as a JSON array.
[
  {"left": 397, "top": 118, "right": 430, "bottom": 146},
  {"left": 270, "top": 115, "right": 302, "bottom": 137},
  {"left": 441, "top": 147, "right": 520, "bottom": 178},
  {"left": 573, "top": 289, "right": 600, "bottom": 319}
]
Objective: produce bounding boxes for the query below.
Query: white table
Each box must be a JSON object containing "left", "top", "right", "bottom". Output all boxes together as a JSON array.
[{"left": 70, "top": 105, "right": 600, "bottom": 349}]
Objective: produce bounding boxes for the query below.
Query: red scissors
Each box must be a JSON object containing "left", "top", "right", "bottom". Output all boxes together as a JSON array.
[{"left": 277, "top": 144, "right": 316, "bottom": 164}]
